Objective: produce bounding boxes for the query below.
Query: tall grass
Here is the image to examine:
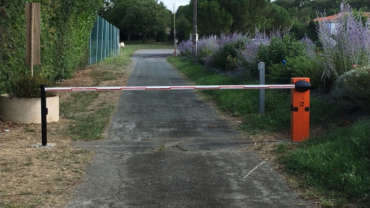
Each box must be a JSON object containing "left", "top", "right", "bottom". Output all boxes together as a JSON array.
[{"left": 280, "top": 119, "right": 370, "bottom": 205}]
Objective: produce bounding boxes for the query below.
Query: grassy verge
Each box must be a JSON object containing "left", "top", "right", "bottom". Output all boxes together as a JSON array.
[
  {"left": 168, "top": 56, "right": 342, "bottom": 133},
  {"left": 168, "top": 56, "right": 370, "bottom": 206},
  {"left": 278, "top": 120, "right": 370, "bottom": 206}
]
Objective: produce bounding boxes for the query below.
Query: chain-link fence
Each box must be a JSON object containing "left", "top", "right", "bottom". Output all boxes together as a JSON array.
[{"left": 89, "top": 16, "right": 120, "bottom": 64}]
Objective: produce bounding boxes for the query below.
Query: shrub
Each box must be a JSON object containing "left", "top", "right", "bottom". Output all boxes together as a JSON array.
[
  {"left": 8, "top": 74, "right": 54, "bottom": 98},
  {"left": 178, "top": 40, "right": 193, "bottom": 57},
  {"left": 300, "top": 36, "right": 317, "bottom": 59},
  {"left": 0, "top": 0, "right": 102, "bottom": 93},
  {"left": 241, "top": 31, "right": 271, "bottom": 65},
  {"left": 333, "top": 66, "right": 370, "bottom": 110},
  {"left": 269, "top": 56, "right": 323, "bottom": 86},
  {"left": 257, "top": 35, "right": 305, "bottom": 67},
  {"left": 197, "top": 36, "right": 219, "bottom": 64},
  {"left": 291, "top": 21, "right": 307, "bottom": 40},
  {"left": 217, "top": 33, "right": 246, "bottom": 47},
  {"left": 210, "top": 40, "right": 246, "bottom": 71}
]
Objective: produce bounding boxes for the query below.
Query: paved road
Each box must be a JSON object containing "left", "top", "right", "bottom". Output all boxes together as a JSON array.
[{"left": 67, "top": 49, "right": 308, "bottom": 208}]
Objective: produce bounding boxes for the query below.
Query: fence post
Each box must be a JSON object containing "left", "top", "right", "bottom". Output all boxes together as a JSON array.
[
  {"left": 40, "top": 85, "right": 48, "bottom": 146},
  {"left": 258, "top": 62, "right": 265, "bottom": 114},
  {"left": 291, "top": 78, "right": 311, "bottom": 142}
]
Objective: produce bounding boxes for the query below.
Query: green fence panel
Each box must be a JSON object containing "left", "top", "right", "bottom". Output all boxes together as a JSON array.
[{"left": 89, "top": 16, "right": 120, "bottom": 64}]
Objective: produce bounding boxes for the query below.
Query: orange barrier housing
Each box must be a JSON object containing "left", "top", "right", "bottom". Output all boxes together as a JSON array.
[{"left": 291, "top": 78, "right": 310, "bottom": 142}]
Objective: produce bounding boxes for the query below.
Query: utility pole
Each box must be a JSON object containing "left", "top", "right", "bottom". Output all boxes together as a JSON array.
[
  {"left": 173, "top": 3, "right": 177, "bottom": 56},
  {"left": 192, "top": 0, "right": 197, "bottom": 57}
]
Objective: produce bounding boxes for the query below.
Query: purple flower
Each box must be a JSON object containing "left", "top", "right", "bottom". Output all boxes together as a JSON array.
[{"left": 300, "top": 36, "right": 316, "bottom": 59}]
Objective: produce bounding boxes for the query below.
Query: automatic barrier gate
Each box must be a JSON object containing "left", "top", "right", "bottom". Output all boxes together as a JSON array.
[{"left": 40, "top": 77, "right": 311, "bottom": 146}]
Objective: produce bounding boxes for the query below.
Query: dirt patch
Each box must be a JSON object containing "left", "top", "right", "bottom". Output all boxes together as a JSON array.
[
  {"left": 0, "top": 120, "right": 93, "bottom": 208},
  {"left": 0, "top": 58, "right": 134, "bottom": 207}
]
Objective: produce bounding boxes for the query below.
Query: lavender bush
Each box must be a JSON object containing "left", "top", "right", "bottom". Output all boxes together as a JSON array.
[
  {"left": 178, "top": 30, "right": 317, "bottom": 76},
  {"left": 300, "top": 36, "right": 317, "bottom": 59},
  {"left": 318, "top": 3, "right": 370, "bottom": 83},
  {"left": 197, "top": 35, "right": 219, "bottom": 64},
  {"left": 178, "top": 32, "right": 272, "bottom": 67},
  {"left": 178, "top": 40, "right": 193, "bottom": 57}
]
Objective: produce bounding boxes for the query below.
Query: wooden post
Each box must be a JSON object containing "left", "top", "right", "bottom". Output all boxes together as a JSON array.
[{"left": 25, "top": 3, "right": 41, "bottom": 76}]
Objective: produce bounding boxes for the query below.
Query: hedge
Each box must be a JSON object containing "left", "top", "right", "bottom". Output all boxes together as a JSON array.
[{"left": 0, "top": 0, "right": 103, "bottom": 93}]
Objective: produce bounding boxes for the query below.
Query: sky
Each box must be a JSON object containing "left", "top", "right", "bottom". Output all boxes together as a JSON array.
[{"left": 160, "top": 0, "right": 190, "bottom": 12}]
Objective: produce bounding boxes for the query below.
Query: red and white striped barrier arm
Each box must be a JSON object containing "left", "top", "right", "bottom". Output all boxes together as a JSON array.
[{"left": 45, "top": 85, "right": 295, "bottom": 92}]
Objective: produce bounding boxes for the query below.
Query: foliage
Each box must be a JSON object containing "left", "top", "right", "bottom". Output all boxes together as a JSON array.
[
  {"left": 334, "top": 65, "right": 370, "bottom": 110},
  {"left": 257, "top": 35, "right": 306, "bottom": 67},
  {"left": 178, "top": 40, "right": 193, "bottom": 57},
  {"left": 103, "top": 0, "right": 171, "bottom": 41},
  {"left": 291, "top": 20, "right": 308, "bottom": 40},
  {"left": 0, "top": 0, "right": 103, "bottom": 94},
  {"left": 318, "top": 4, "right": 370, "bottom": 88},
  {"left": 257, "top": 3, "right": 292, "bottom": 32},
  {"left": 197, "top": 35, "right": 219, "bottom": 64},
  {"left": 280, "top": 119, "right": 370, "bottom": 205},
  {"left": 210, "top": 40, "right": 246, "bottom": 71},
  {"left": 269, "top": 56, "right": 323, "bottom": 86},
  {"left": 8, "top": 74, "right": 53, "bottom": 98},
  {"left": 241, "top": 31, "right": 271, "bottom": 66},
  {"left": 176, "top": 0, "right": 291, "bottom": 37},
  {"left": 175, "top": 14, "right": 192, "bottom": 41},
  {"left": 275, "top": 0, "right": 370, "bottom": 21},
  {"left": 197, "top": 0, "right": 233, "bottom": 36}
]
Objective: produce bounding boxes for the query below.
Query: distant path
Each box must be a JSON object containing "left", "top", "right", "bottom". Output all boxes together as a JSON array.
[{"left": 66, "top": 49, "right": 309, "bottom": 208}]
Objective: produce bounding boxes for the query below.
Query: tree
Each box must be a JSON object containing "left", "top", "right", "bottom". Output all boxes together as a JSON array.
[
  {"left": 103, "top": 0, "right": 171, "bottom": 41},
  {"left": 258, "top": 3, "right": 292, "bottom": 32},
  {"left": 176, "top": 14, "right": 192, "bottom": 41},
  {"left": 219, "top": 0, "right": 268, "bottom": 32},
  {"left": 197, "top": 0, "right": 233, "bottom": 35}
]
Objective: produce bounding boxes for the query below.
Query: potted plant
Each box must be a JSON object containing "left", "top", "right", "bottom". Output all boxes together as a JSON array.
[{"left": 0, "top": 74, "right": 59, "bottom": 123}]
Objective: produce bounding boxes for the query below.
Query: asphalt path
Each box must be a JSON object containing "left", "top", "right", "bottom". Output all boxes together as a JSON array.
[{"left": 66, "top": 49, "right": 309, "bottom": 208}]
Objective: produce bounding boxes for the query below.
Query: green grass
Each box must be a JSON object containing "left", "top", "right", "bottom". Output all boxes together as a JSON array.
[
  {"left": 69, "top": 105, "right": 114, "bottom": 140},
  {"left": 60, "top": 92, "right": 114, "bottom": 141},
  {"left": 61, "top": 92, "right": 99, "bottom": 120},
  {"left": 280, "top": 119, "right": 370, "bottom": 206}
]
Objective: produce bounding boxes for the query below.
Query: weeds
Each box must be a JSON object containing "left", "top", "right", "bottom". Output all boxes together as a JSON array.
[{"left": 280, "top": 119, "right": 370, "bottom": 206}]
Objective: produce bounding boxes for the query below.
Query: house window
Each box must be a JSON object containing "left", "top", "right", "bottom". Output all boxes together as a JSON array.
[{"left": 330, "top": 23, "right": 338, "bottom": 34}]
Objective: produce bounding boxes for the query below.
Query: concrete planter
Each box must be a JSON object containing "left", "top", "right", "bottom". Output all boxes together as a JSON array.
[{"left": 0, "top": 94, "right": 59, "bottom": 123}]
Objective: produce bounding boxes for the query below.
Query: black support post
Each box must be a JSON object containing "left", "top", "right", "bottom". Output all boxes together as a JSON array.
[{"left": 41, "top": 85, "right": 48, "bottom": 146}]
